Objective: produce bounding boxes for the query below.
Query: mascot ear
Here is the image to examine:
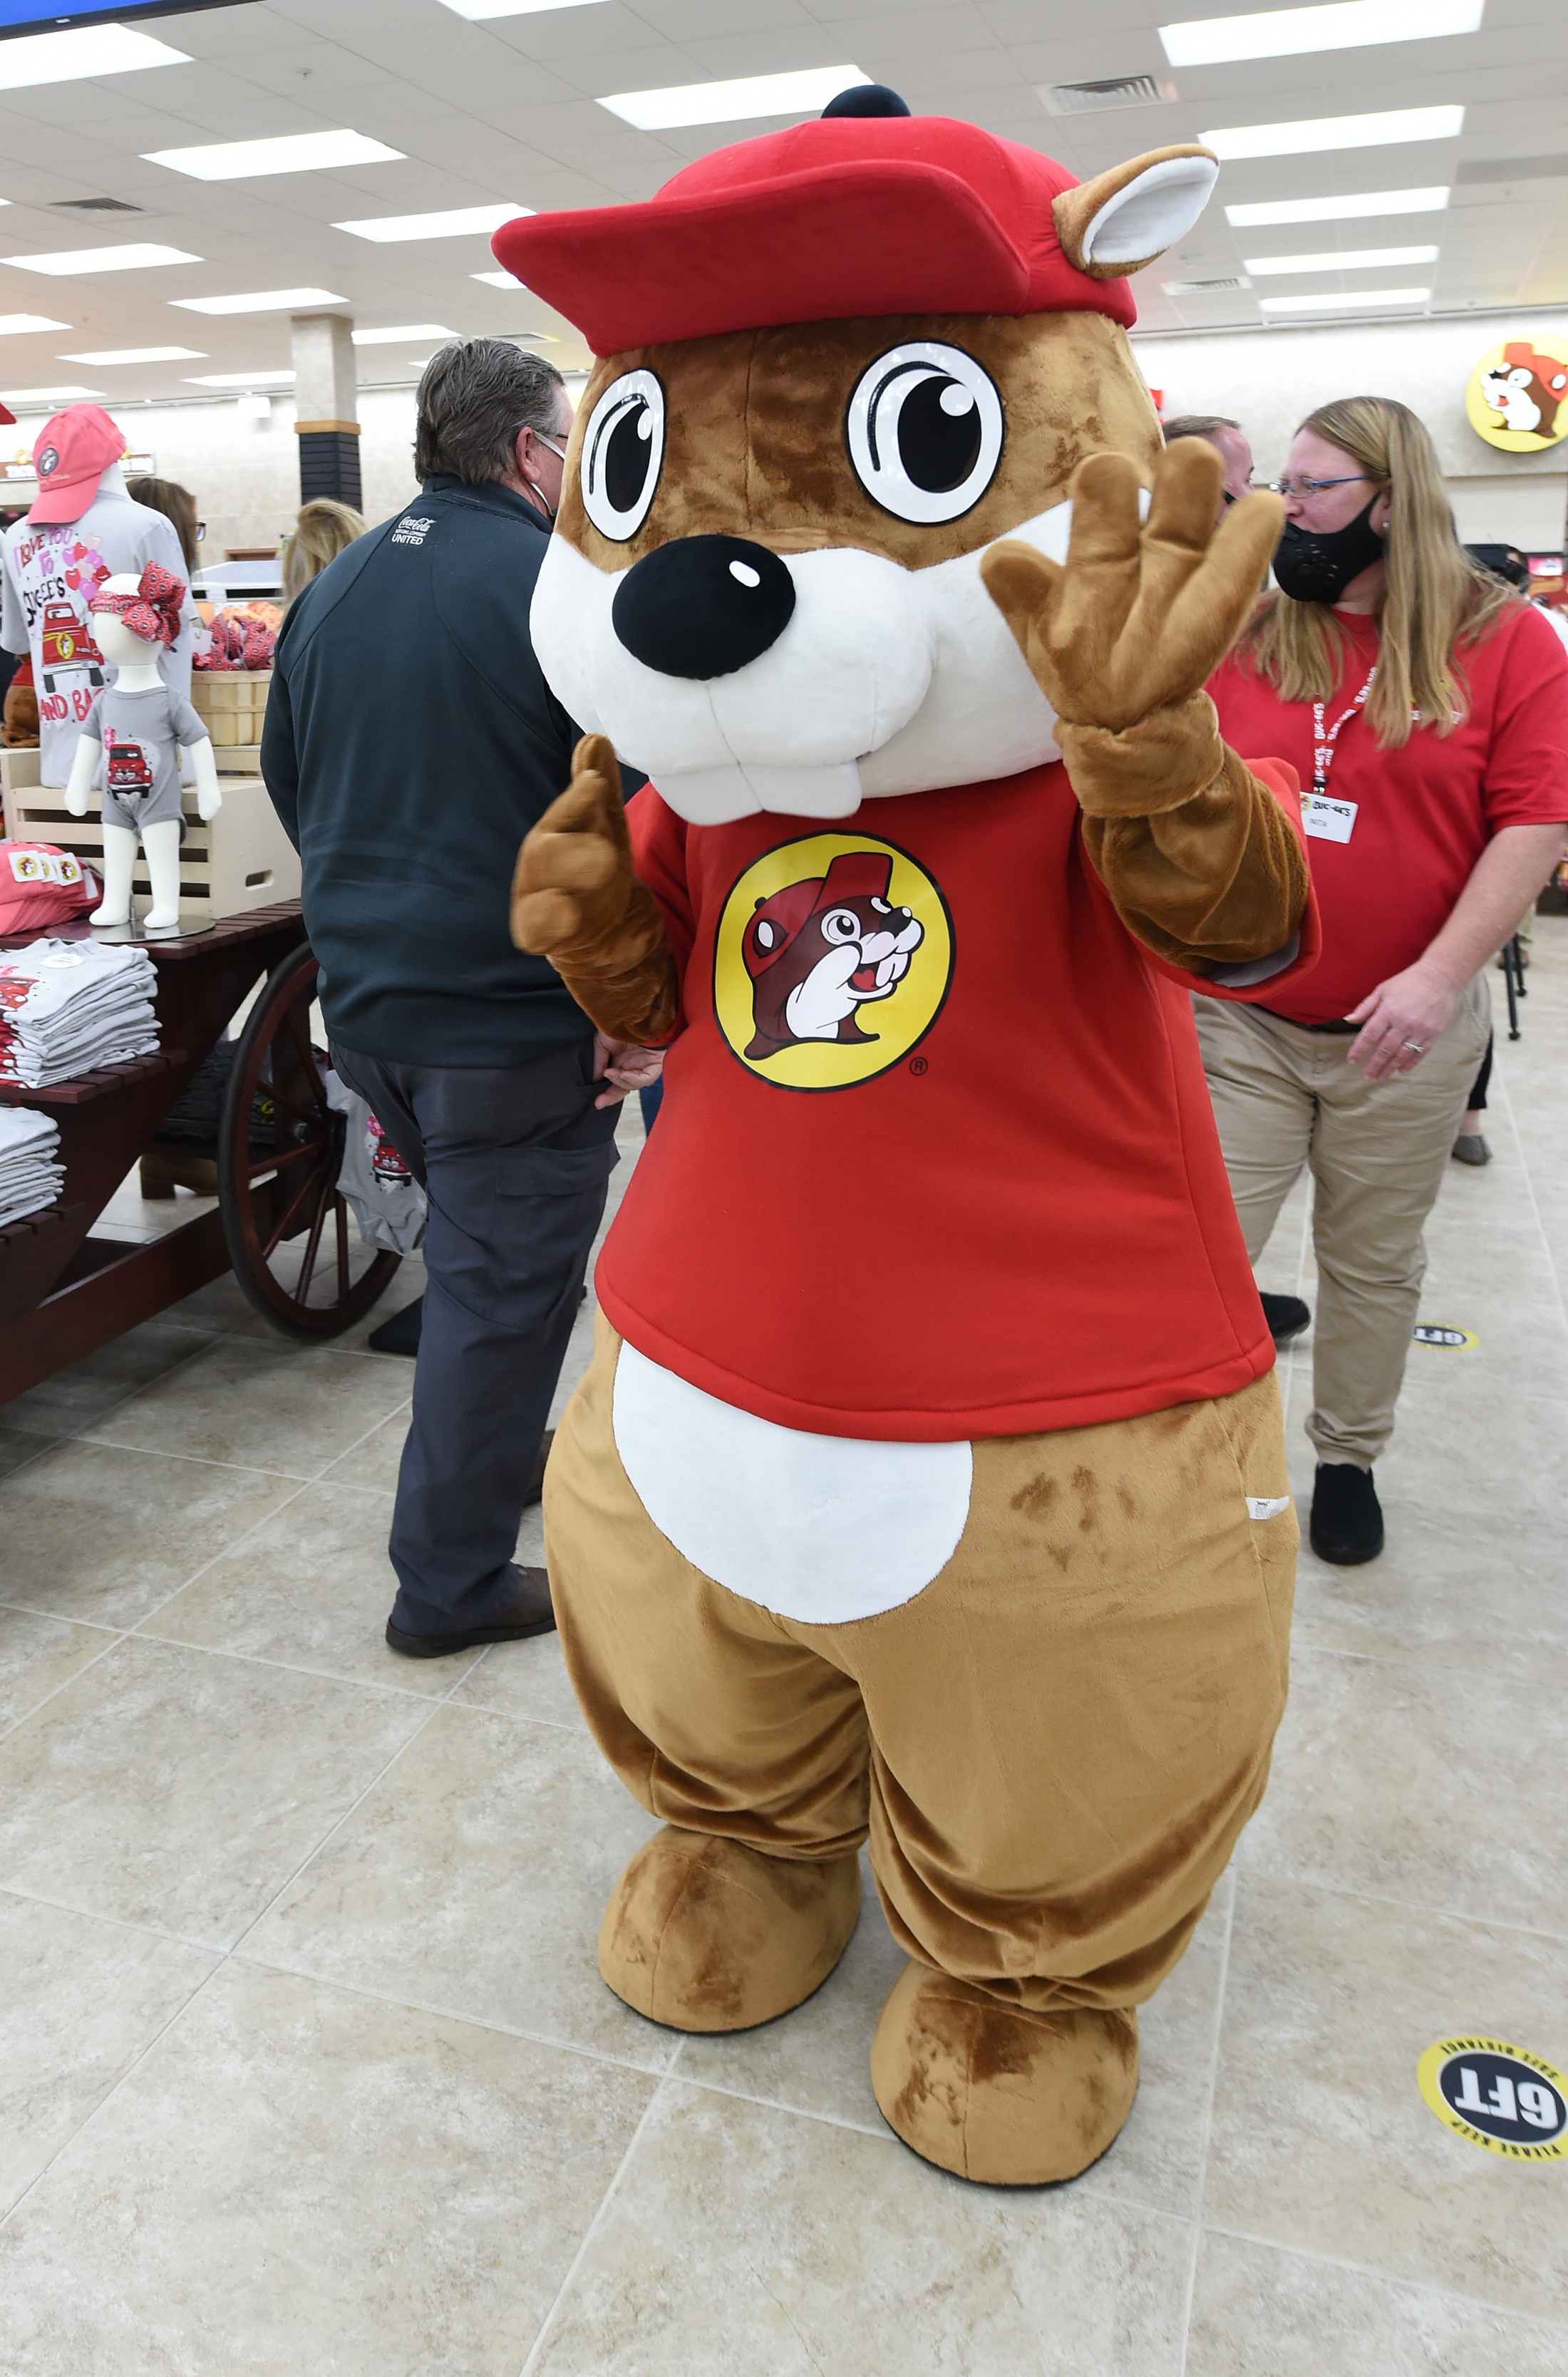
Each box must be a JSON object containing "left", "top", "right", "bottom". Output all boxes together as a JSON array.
[{"left": 1054, "top": 145, "right": 1219, "bottom": 280}]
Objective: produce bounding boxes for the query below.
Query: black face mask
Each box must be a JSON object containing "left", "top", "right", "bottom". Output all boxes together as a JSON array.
[{"left": 1272, "top": 494, "right": 1386, "bottom": 605}]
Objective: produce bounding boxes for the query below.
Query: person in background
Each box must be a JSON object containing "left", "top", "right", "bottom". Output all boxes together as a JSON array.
[
  {"left": 1196, "top": 396, "right": 1568, "bottom": 1566},
  {"left": 127, "top": 476, "right": 202, "bottom": 571},
  {"left": 262, "top": 338, "right": 659, "bottom": 1661},
  {"left": 280, "top": 497, "right": 368, "bottom": 607},
  {"left": 1162, "top": 412, "right": 1254, "bottom": 520}
]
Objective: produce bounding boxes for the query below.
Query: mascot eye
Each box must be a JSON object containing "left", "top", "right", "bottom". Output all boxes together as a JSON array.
[
  {"left": 581, "top": 368, "right": 666, "bottom": 541},
  {"left": 846, "top": 342, "right": 1004, "bottom": 525},
  {"left": 820, "top": 908, "right": 861, "bottom": 944}
]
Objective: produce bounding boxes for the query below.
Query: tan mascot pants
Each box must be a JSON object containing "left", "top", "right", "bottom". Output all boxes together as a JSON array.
[{"left": 545, "top": 1320, "right": 1296, "bottom": 2013}]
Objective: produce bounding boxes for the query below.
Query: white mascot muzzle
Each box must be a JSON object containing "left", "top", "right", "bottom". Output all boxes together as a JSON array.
[{"left": 531, "top": 502, "right": 1084, "bottom": 825}]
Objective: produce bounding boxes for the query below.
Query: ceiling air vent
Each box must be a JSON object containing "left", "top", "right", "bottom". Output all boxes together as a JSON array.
[
  {"left": 48, "top": 197, "right": 145, "bottom": 214},
  {"left": 1163, "top": 276, "right": 1252, "bottom": 294},
  {"left": 1041, "top": 74, "right": 1177, "bottom": 116},
  {"left": 1455, "top": 154, "right": 1568, "bottom": 184}
]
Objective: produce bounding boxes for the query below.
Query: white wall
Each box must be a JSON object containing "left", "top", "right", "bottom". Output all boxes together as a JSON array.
[{"left": 1132, "top": 314, "right": 1568, "bottom": 552}]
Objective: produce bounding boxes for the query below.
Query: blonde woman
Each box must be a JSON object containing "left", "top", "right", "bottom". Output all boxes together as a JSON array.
[
  {"left": 280, "top": 497, "right": 368, "bottom": 605},
  {"left": 1197, "top": 396, "right": 1568, "bottom": 1564}
]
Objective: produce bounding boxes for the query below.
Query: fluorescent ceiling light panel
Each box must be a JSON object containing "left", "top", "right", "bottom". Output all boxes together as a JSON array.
[
  {"left": 60, "top": 345, "right": 205, "bottom": 364},
  {"left": 1200, "top": 105, "right": 1463, "bottom": 159},
  {"left": 334, "top": 204, "right": 523, "bottom": 242},
  {"left": 438, "top": 0, "right": 610, "bottom": 14},
  {"left": 352, "top": 324, "right": 454, "bottom": 346},
  {"left": 185, "top": 371, "right": 296, "bottom": 388},
  {"left": 472, "top": 269, "right": 523, "bottom": 288},
  {"left": 1160, "top": 0, "right": 1482, "bottom": 67},
  {"left": 0, "top": 26, "right": 190, "bottom": 92},
  {"left": 172, "top": 289, "right": 346, "bottom": 315},
  {"left": 1226, "top": 185, "right": 1449, "bottom": 226},
  {"left": 0, "top": 384, "right": 105, "bottom": 405},
  {"left": 600, "top": 65, "right": 866, "bottom": 131},
  {"left": 1260, "top": 285, "right": 1430, "bottom": 309},
  {"left": 1245, "top": 242, "right": 1439, "bottom": 273},
  {"left": 0, "top": 314, "right": 69, "bottom": 335},
  {"left": 3, "top": 244, "right": 200, "bottom": 276},
  {"left": 143, "top": 131, "right": 404, "bottom": 182}
]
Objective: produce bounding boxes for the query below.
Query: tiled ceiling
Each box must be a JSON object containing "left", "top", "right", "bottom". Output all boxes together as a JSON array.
[{"left": 0, "top": 0, "right": 1562, "bottom": 413}]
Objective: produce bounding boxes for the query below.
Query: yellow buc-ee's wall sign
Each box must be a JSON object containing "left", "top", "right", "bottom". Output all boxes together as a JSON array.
[{"left": 1466, "top": 334, "right": 1568, "bottom": 452}]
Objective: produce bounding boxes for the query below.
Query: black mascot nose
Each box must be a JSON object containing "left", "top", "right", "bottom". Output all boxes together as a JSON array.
[{"left": 611, "top": 535, "right": 797, "bottom": 681}]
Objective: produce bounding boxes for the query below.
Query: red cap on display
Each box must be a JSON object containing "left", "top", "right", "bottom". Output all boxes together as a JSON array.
[
  {"left": 29, "top": 403, "right": 125, "bottom": 525},
  {"left": 492, "top": 109, "right": 1140, "bottom": 356}
]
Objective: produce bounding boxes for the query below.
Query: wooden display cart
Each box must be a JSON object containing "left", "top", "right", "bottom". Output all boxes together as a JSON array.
[{"left": 0, "top": 907, "right": 401, "bottom": 1406}]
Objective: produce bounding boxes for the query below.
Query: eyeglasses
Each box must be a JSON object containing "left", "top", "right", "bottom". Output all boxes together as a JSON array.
[{"left": 1269, "top": 473, "right": 1374, "bottom": 497}]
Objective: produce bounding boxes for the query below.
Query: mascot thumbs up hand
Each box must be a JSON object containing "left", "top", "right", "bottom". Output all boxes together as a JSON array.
[{"left": 511, "top": 732, "right": 678, "bottom": 1044}]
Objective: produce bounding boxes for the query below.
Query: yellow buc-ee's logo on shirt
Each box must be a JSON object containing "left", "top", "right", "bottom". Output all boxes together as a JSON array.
[
  {"left": 713, "top": 832, "right": 954, "bottom": 1091},
  {"left": 1465, "top": 334, "right": 1568, "bottom": 453}
]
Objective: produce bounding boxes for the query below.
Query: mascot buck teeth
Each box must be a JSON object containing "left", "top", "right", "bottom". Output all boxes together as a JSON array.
[{"left": 497, "top": 86, "right": 1319, "bottom": 2187}]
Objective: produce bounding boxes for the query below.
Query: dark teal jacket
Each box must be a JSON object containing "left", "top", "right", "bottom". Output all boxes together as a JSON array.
[{"left": 262, "top": 476, "right": 597, "bottom": 1066}]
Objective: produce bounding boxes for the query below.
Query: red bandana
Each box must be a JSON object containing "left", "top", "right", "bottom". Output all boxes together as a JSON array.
[{"left": 89, "top": 560, "right": 186, "bottom": 649}]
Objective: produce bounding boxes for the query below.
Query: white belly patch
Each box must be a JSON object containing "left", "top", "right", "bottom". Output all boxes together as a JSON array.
[{"left": 611, "top": 1342, "right": 973, "bottom": 1624}]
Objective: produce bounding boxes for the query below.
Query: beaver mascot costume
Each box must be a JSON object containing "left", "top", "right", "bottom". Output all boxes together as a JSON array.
[{"left": 495, "top": 86, "right": 1318, "bottom": 2188}]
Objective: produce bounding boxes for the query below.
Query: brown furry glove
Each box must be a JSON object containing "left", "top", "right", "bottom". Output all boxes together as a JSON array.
[
  {"left": 510, "top": 733, "right": 679, "bottom": 1045},
  {"left": 982, "top": 441, "right": 1307, "bottom": 971}
]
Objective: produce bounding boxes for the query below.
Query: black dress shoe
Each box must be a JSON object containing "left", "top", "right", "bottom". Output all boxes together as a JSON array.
[
  {"left": 1309, "top": 1463, "right": 1384, "bottom": 1564},
  {"left": 1259, "top": 1291, "right": 1311, "bottom": 1347},
  {"left": 386, "top": 1563, "right": 556, "bottom": 1657},
  {"left": 368, "top": 1294, "right": 423, "bottom": 1356}
]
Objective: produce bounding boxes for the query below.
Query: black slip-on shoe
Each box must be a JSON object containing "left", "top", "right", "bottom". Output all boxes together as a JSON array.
[
  {"left": 1309, "top": 1463, "right": 1384, "bottom": 1565},
  {"left": 1259, "top": 1291, "right": 1311, "bottom": 1348},
  {"left": 386, "top": 1564, "right": 556, "bottom": 1657},
  {"left": 368, "top": 1294, "right": 423, "bottom": 1356},
  {"left": 524, "top": 1428, "right": 554, "bottom": 1509},
  {"left": 1451, "top": 1133, "right": 1491, "bottom": 1166}
]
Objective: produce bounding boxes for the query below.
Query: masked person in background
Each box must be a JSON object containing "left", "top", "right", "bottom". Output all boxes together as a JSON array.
[{"left": 1195, "top": 397, "right": 1568, "bottom": 1564}]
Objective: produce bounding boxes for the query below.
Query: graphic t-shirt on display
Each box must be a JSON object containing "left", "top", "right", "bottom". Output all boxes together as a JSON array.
[
  {"left": 0, "top": 487, "right": 195, "bottom": 787},
  {"left": 1208, "top": 602, "right": 1568, "bottom": 1025},
  {"left": 597, "top": 760, "right": 1318, "bottom": 1443},
  {"left": 82, "top": 684, "right": 207, "bottom": 830}
]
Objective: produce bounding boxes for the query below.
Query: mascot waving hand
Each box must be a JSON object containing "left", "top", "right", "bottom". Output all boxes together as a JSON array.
[{"left": 497, "top": 88, "right": 1317, "bottom": 2189}]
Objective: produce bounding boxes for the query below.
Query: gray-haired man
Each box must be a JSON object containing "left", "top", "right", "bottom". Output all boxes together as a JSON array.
[{"left": 263, "top": 339, "right": 657, "bottom": 1656}]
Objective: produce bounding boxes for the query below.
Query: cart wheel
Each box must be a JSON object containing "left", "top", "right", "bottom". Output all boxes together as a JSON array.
[{"left": 217, "top": 942, "right": 401, "bottom": 1339}]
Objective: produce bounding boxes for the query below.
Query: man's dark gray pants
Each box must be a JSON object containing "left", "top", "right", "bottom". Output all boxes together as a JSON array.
[{"left": 331, "top": 1038, "right": 617, "bottom": 1639}]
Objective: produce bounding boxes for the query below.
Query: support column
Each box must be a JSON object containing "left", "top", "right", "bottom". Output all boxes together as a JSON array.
[{"left": 290, "top": 311, "right": 361, "bottom": 510}]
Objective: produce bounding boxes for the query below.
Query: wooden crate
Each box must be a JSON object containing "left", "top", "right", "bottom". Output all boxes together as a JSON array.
[
  {"left": 1, "top": 747, "right": 300, "bottom": 923},
  {"left": 191, "top": 669, "right": 271, "bottom": 748}
]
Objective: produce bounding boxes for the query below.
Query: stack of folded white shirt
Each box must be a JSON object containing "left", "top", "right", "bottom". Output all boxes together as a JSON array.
[
  {"left": 0, "top": 939, "right": 159, "bottom": 1089},
  {"left": 0, "top": 1102, "right": 63, "bottom": 1227}
]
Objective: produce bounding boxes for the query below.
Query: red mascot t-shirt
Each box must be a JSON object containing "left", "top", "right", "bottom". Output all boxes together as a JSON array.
[{"left": 597, "top": 759, "right": 1317, "bottom": 1443}]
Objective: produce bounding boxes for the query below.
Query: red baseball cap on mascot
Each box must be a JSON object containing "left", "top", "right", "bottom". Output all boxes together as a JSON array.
[
  {"left": 29, "top": 403, "right": 124, "bottom": 524},
  {"left": 492, "top": 83, "right": 1217, "bottom": 354}
]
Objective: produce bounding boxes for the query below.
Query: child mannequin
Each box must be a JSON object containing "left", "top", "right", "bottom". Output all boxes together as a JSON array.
[{"left": 63, "top": 565, "right": 221, "bottom": 931}]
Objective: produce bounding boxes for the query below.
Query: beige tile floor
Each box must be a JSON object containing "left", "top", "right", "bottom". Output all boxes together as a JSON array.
[{"left": 1, "top": 939, "right": 1566, "bottom": 2376}]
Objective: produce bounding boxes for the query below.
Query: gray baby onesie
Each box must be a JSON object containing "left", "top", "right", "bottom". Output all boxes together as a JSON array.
[{"left": 83, "top": 684, "right": 208, "bottom": 832}]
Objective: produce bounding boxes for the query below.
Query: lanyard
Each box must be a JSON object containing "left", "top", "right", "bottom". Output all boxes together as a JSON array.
[{"left": 1311, "top": 669, "right": 1376, "bottom": 796}]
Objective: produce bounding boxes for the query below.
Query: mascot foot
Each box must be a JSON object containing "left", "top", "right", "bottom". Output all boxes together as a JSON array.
[
  {"left": 599, "top": 1825, "right": 861, "bottom": 2033},
  {"left": 870, "top": 1962, "right": 1138, "bottom": 2185}
]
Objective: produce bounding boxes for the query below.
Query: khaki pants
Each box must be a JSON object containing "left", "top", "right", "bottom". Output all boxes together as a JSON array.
[
  {"left": 1194, "top": 974, "right": 1491, "bottom": 1469},
  {"left": 545, "top": 1318, "right": 1296, "bottom": 2014}
]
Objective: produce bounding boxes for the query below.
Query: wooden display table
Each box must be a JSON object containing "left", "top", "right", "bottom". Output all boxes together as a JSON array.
[{"left": 0, "top": 903, "right": 399, "bottom": 1406}]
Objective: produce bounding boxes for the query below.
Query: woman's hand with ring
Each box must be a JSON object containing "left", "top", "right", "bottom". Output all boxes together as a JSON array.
[{"left": 1345, "top": 961, "right": 1459, "bottom": 1081}]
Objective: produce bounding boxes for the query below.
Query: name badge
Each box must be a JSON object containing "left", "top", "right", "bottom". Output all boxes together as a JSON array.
[{"left": 1301, "top": 792, "right": 1357, "bottom": 844}]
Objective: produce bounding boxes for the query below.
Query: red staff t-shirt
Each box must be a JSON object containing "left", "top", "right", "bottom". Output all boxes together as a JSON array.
[
  {"left": 1208, "top": 602, "right": 1568, "bottom": 1027},
  {"left": 594, "top": 760, "right": 1318, "bottom": 1443}
]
